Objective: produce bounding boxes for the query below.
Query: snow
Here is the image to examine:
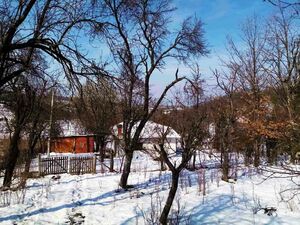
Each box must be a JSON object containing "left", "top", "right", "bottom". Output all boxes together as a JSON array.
[
  {"left": 0, "top": 153, "right": 299, "bottom": 225},
  {"left": 113, "top": 121, "right": 181, "bottom": 139},
  {"left": 0, "top": 104, "right": 12, "bottom": 138},
  {"left": 58, "top": 120, "right": 86, "bottom": 137}
]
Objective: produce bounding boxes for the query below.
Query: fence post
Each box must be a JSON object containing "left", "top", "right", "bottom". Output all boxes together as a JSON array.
[
  {"left": 38, "top": 154, "right": 41, "bottom": 176},
  {"left": 93, "top": 155, "right": 96, "bottom": 174},
  {"left": 67, "top": 156, "right": 71, "bottom": 174}
]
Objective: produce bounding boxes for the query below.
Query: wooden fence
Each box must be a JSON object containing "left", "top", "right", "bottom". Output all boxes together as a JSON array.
[
  {"left": 69, "top": 156, "right": 96, "bottom": 175},
  {"left": 38, "top": 155, "right": 96, "bottom": 175}
]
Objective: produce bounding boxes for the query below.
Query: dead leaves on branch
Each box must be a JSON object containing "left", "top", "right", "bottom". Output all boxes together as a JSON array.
[{"left": 238, "top": 94, "right": 287, "bottom": 139}]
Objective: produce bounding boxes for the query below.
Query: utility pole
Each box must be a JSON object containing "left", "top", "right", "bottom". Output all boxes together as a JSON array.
[{"left": 47, "top": 90, "right": 54, "bottom": 157}]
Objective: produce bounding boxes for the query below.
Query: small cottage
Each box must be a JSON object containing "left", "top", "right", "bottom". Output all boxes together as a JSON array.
[
  {"left": 50, "top": 120, "right": 95, "bottom": 154},
  {"left": 112, "top": 121, "right": 181, "bottom": 152},
  {"left": 51, "top": 135, "right": 95, "bottom": 154}
]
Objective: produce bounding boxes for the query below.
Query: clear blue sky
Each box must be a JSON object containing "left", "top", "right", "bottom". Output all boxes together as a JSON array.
[
  {"left": 150, "top": 0, "right": 276, "bottom": 96},
  {"left": 84, "top": 0, "right": 277, "bottom": 97}
]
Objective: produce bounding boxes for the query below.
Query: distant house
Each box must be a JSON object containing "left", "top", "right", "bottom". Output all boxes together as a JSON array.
[
  {"left": 51, "top": 135, "right": 95, "bottom": 154},
  {"left": 112, "top": 121, "right": 181, "bottom": 152},
  {"left": 50, "top": 120, "right": 95, "bottom": 154}
]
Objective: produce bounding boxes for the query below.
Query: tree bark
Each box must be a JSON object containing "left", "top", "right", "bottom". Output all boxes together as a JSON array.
[
  {"left": 109, "top": 148, "right": 114, "bottom": 172},
  {"left": 100, "top": 139, "right": 106, "bottom": 162},
  {"left": 160, "top": 156, "right": 166, "bottom": 171},
  {"left": 119, "top": 150, "right": 133, "bottom": 188},
  {"left": 222, "top": 148, "right": 229, "bottom": 181},
  {"left": 254, "top": 139, "right": 260, "bottom": 167},
  {"left": 192, "top": 151, "right": 197, "bottom": 170},
  {"left": 95, "top": 138, "right": 100, "bottom": 153},
  {"left": 21, "top": 133, "right": 39, "bottom": 187},
  {"left": 159, "top": 171, "right": 180, "bottom": 225},
  {"left": 3, "top": 128, "right": 21, "bottom": 187}
]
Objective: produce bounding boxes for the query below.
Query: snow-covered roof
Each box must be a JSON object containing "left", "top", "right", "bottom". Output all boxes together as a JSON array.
[
  {"left": 113, "top": 120, "right": 181, "bottom": 139},
  {"left": 59, "top": 120, "right": 86, "bottom": 137}
]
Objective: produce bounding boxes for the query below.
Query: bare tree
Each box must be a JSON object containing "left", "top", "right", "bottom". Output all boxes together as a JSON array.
[
  {"left": 265, "top": 0, "right": 300, "bottom": 15},
  {"left": 183, "top": 64, "right": 205, "bottom": 108},
  {"left": 99, "top": 0, "right": 208, "bottom": 188},
  {"left": 156, "top": 102, "right": 208, "bottom": 224},
  {"left": 0, "top": 0, "right": 106, "bottom": 93},
  {"left": 183, "top": 64, "right": 205, "bottom": 169},
  {"left": 20, "top": 80, "right": 53, "bottom": 187},
  {"left": 0, "top": 0, "right": 112, "bottom": 188},
  {"left": 0, "top": 75, "right": 43, "bottom": 188},
  {"left": 264, "top": 7, "right": 300, "bottom": 162},
  {"left": 74, "top": 77, "right": 117, "bottom": 161},
  {"left": 213, "top": 67, "right": 238, "bottom": 181},
  {"left": 226, "top": 15, "right": 268, "bottom": 167}
]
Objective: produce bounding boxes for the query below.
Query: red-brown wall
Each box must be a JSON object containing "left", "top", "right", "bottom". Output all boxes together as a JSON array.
[{"left": 51, "top": 136, "right": 95, "bottom": 153}]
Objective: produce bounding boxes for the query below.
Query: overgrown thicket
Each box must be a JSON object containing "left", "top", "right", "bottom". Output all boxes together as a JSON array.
[{"left": 212, "top": 7, "right": 300, "bottom": 177}]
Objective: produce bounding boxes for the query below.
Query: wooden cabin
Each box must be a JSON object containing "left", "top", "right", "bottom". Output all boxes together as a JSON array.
[{"left": 51, "top": 135, "right": 95, "bottom": 154}]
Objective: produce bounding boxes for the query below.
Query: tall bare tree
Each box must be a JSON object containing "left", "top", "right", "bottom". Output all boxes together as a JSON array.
[
  {"left": 0, "top": 0, "right": 106, "bottom": 93},
  {"left": 74, "top": 77, "right": 117, "bottom": 161},
  {"left": 99, "top": 0, "right": 208, "bottom": 188},
  {"left": 20, "top": 80, "right": 53, "bottom": 187},
  {"left": 213, "top": 67, "right": 238, "bottom": 181},
  {"left": 0, "top": 0, "right": 109, "bottom": 188},
  {"left": 226, "top": 15, "right": 268, "bottom": 167},
  {"left": 182, "top": 64, "right": 205, "bottom": 169},
  {"left": 264, "top": 7, "right": 300, "bottom": 161},
  {"left": 156, "top": 100, "right": 208, "bottom": 224},
  {"left": 0, "top": 75, "right": 44, "bottom": 187}
]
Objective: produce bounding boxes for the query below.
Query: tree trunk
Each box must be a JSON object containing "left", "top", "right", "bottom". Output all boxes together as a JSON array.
[
  {"left": 3, "top": 128, "right": 21, "bottom": 187},
  {"left": 192, "top": 151, "right": 197, "bottom": 170},
  {"left": 119, "top": 150, "right": 133, "bottom": 188},
  {"left": 160, "top": 156, "right": 166, "bottom": 171},
  {"left": 222, "top": 148, "right": 229, "bottom": 182},
  {"left": 254, "top": 140, "right": 260, "bottom": 167},
  {"left": 20, "top": 149, "right": 32, "bottom": 188},
  {"left": 95, "top": 138, "right": 100, "bottom": 153},
  {"left": 244, "top": 145, "right": 252, "bottom": 166},
  {"left": 21, "top": 133, "right": 39, "bottom": 187},
  {"left": 159, "top": 171, "right": 180, "bottom": 225},
  {"left": 100, "top": 140, "right": 105, "bottom": 162},
  {"left": 109, "top": 148, "right": 114, "bottom": 172}
]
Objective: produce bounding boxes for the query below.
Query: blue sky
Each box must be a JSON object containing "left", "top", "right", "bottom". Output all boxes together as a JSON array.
[
  {"left": 173, "top": 0, "right": 273, "bottom": 47},
  {"left": 150, "top": 0, "right": 277, "bottom": 96},
  {"left": 83, "top": 1, "right": 277, "bottom": 97}
]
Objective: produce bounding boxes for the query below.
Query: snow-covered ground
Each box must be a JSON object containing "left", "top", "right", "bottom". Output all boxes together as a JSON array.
[{"left": 0, "top": 153, "right": 299, "bottom": 225}]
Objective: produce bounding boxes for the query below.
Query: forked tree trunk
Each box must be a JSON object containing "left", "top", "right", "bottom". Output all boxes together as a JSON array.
[
  {"left": 119, "top": 150, "right": 133, "bottom": 188},
  {"left": 159, "top": 171, "right": 180, "bottom": 225},
  {"left": 3, "top": 128, "right": 21, "bottom": 187}
]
